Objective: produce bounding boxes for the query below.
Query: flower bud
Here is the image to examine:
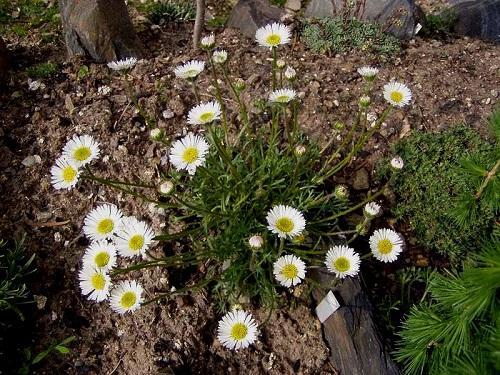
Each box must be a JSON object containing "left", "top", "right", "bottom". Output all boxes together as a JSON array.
[
  {"left": 294, "top": 145, "right": 306, "bottom": 156},
  {"left": 390, "top": 156, "right": 404, "bottom": 170},
  {"left": 334, "top": 184, "right": 349, "bottom": 200},
  {"left": 150, "top": 128, "right": 164, "bottom": 141},
  {"left": 159, "top": 180, "right": 174, "bottom": 195},
  {"left": 276, "top": 59, "right": 286, "bottom": 69},
  {"left": 200, "top": 33, "right": 215, "bottom": 49},
  {"left": 213, "top": 49, "right": 227, "bottom": 64},
  {"left": 284, "top": 66, "right": 296, "bottom": 80},
  {"left": 234, "top": 78, "right": 246, "bottom": 92},
  {"left": 364, "top": 202, "right": 382, "bottom": 219},
  {"left": 359, "top": 95, "right": 371, "bottom": 108},
  {"left": 248, "top": 235, "right": 264, "bottom": 249}
]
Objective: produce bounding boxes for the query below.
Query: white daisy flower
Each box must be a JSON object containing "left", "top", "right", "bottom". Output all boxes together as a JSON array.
[
  {"left": 107, "top": 57, "right": 138, "bottom": 71},
  {"left": 50, "top": 157, "right": 80, "bottom": 190},
  {"left": 187, "top": 101, "right": 221, "bottom": 125},
  {"left": 109, "top": 280, "right": 143, "bottom": 314},
  {"left": 62, "top": 134, "right": 100, "bottom": 167},
  {"left": 82, "top": 241, "right": 117, "bottom": 271},
  {"left": 391, "top": 156, "right": 404, "bottom": 170},
  {"left": 255, "top": 22, "right": 291, "bottom": 48},
  {"left": 169, "top": 132, "right": 210, "bottom": 175},
  {"left": 248, "top": 235, "right": 264, "bottom": 249},
  {"left": 115, "top": 216, "right": 155, "bottom": 258},
  {"left": 174, "top": 60, "right": 205, "bottom": 79},
  {"left": 370, "top": 228, "right": 404, "bottom": 263},
  {"left": 266, "top": 205, "right": 306, "bottom": 239},
  {"left": 273, "top": 254, "right": 306, "bottom": 288},
  {"left": 284, "top": 66, "right": 296, "bottom": 80},
  {"left": 78, "top": 266, "right": 111, "bottom": 302},
  {"left": 383, "top": 81, "right": 412, "bottom": 107},
  {"left": 83, "top": 204, "right": 123, "bottom": 242},
  {"left": 364, "top": 202, "right": 382, "bottom": 218},
  {"left": 212, "top": 49, "right": 228, "bottom": 64},
  {"left": 200, "top": 33, "right": 215, "bottom": 49},
  {"left": 325, "top": 245, "right": 360, "bottom": 279},
  {"left": 217, "top": 309, "right": 259, "bottom": 350},
  {"left": 269, "top": 88, "right": 296, "bottom": 104},
  {"left": 357, "top": 66, "right": 379, "bottom": 79}
]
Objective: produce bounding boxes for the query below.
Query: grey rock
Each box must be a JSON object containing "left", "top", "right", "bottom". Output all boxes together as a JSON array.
[
  {"left": 352, "top": 168, "right": 369, "bottom": 190},
  {"left": 449, "top": 0, "right": 500, "bottom": 42},
  {"left": 227, "top": 0, "right": 286, "bottom": 38},
  {"left": 58, "top": 0, "right": 144, "bottom": 62},
  {"left": 304, "top": 0, "right": 418, "bottom": 39},
  {"left": 285, "top": 0, "right": 301, "bottom": 12}
]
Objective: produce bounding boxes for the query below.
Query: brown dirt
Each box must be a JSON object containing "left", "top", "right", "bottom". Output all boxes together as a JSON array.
[{"left": 0, "top": 4, "right": 499, "bottom": 375}]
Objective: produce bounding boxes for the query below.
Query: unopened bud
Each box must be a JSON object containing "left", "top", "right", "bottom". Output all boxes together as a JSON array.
[
  {"left": 159, "top": 180, "right": 174, "bottom": 195},
  {"left": 390, "top": 156, "right": 404, "bottom": 170},
  {"left": 359, "top": 95, "right": 371, "bottom": 107},
  {"left": 249, "top": 235, "right": 264, "bottom": 249},
  {"left": 284, "top": 66, "right": 296, "bottom": 80},
  {"left": 294, "top": 145, "right": 306, "bottom": 156},
  {"left": 276, "top": 59, "right": 286, "bottom": 69},
  {"left": 150, "top": 128, "right": 164, "bottom": 141},
  {"left": 334, "top": 185, "right": 349, "bottom": 200},
  {"left": 234, "top": 78, "right": 246, "bottom": 92}
]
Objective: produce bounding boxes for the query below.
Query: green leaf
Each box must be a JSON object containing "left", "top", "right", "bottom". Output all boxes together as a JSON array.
[{"left": 55, "top": 345, "right": 70, "bottom": 354}]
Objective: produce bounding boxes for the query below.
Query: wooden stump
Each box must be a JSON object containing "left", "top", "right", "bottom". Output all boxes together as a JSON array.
[
  {"left": 311, "top": 269, "right": 400, "bottom": 375},
  {"left": 58, "top": 0, "right": 144, "bottom": 62}
]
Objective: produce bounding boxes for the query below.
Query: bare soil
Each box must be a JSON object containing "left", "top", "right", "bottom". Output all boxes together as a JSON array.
[{"left": 0, "top": 3, "right": 499, "bottom": 374}]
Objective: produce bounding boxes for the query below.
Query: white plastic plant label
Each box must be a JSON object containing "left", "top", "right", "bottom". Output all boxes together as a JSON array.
[{"left": 315, "top": 291, "right": 341, "bottom": 323}]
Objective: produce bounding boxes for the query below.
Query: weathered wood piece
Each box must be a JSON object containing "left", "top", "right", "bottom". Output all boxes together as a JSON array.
[
  {"left": 311, "top": 269, "right": 400, "bottom": 375},
  {"left": 58, "top": 0, "right": 144, "bottom": 62},
  {"left": 449, "top": 0, "right": 500, "bottom": 42}
]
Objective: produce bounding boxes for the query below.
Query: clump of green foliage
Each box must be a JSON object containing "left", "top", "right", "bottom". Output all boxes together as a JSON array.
[
  {"left": 146, "top": 0, "right": 196, "bottom": 24},
  {"left": 26, "top": 62, "right": 58, "bottom": 79},
  {"left": 0, "top": 0, "right": 60, "bottom": 36},
  {"left": 301, "top": 17, "right": 400, "bottom": 55},
  {"left": 420, "top": 8, "right": 458, "bottom": 37},
  {"left": 394, "top": 109, "right": 499, "bottom": 374},
  {"left": 19, "top": 336, "right": 76, "bottom": 375},
  {"left": 395, "top": 233, "right": 500, "bottom": 375},
  {"left": 0, "top": 236, "right": 34, "bottom": 318},
  {"left": 379, "top": 121, "right": 497, "bottom": 261},
  {"left": 270, "top": 0, "right": 287, "bottom": 7}
]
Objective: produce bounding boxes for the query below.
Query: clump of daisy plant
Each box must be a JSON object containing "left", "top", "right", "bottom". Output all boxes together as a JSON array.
[{"left": 53, "top": 23, "right": 413, "bottom": 347}]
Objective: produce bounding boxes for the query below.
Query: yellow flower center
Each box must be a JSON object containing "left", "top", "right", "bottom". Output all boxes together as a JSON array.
[
  {"left": 182, "top": 147, "right": 199, "bottom": 164},
  {"left": 334, "top": 257, "right": 350, "bottom": 272},
  {"left": 390, "top": 91, "right": 403, "bottom": 103},
  {"left": 230, "top": 322, "right": 248, "bottom": 341},
  {"left": 199, "top": 112, "right": 215, "bottom": 123},
  {"left": 91, "top": 273, "right": 106, "bottom": 290},
  {"left": 120, "top": 291, "right": 137, "bottom": 309},
  {"left": 129, "top": 234, "right": 144, "bottom": 252},
  {"left": 97, "top": 218, "right": 114, "bottom": 235},
  {"left": 94, "top": 252, "right": 110, "bottom": 268},
  {"left": 266, "top": 34, "right": 281, "bottom": 46},
  {"left": 276, "top": 95, "right": 290, "bottom": 103},
  {"left": 73, "top": 146, "right": 91, "bottom": 162},
  {"left": 276, "top": 217, "right": 294, "bottom": 233},
  {"left": 281, "top": 264, "right": 298, "bottom": 280},
  {"left": 62, "top": 166, "right": 77, "bottom": 183},
  {"left": 186, "top": 69, "right": 199, "bottom": 77},
  {"left": 377, "top": 239, "right": 393, "bottom": 254}
]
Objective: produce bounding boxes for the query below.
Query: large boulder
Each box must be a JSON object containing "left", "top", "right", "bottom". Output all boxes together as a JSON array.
[
  {"left": 304, "top": 0, "right": 418, "bottom": 39},
  {"left": 449, "top": 0, "right": 500, "bottom": 42},
  {"left": 58, "top": 0, "right": 144, "bottom": 62},
  {"left": 227, "top": 0, "right": 287, "bottom": 38}
]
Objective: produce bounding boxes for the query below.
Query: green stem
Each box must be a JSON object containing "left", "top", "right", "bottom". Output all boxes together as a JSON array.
[
  {"left": 190, "top": 80, "right": 200, "bottom": 103},
  {"left": 208, "top": 55, "right": 230, "bottom": 146},
  {"left": 271, "top": 47, "right": 277, "bottom": 91},
  {"left": 311, "top": 186, "right": 387, "bottom": 224},
  {"left": 82, "top": 174, "right": 158, "bottom": 204}
]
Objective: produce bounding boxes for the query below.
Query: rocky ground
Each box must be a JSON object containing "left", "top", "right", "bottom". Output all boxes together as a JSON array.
[{"left": 0, "top": 1, "right": 499, "bottom": 374}]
